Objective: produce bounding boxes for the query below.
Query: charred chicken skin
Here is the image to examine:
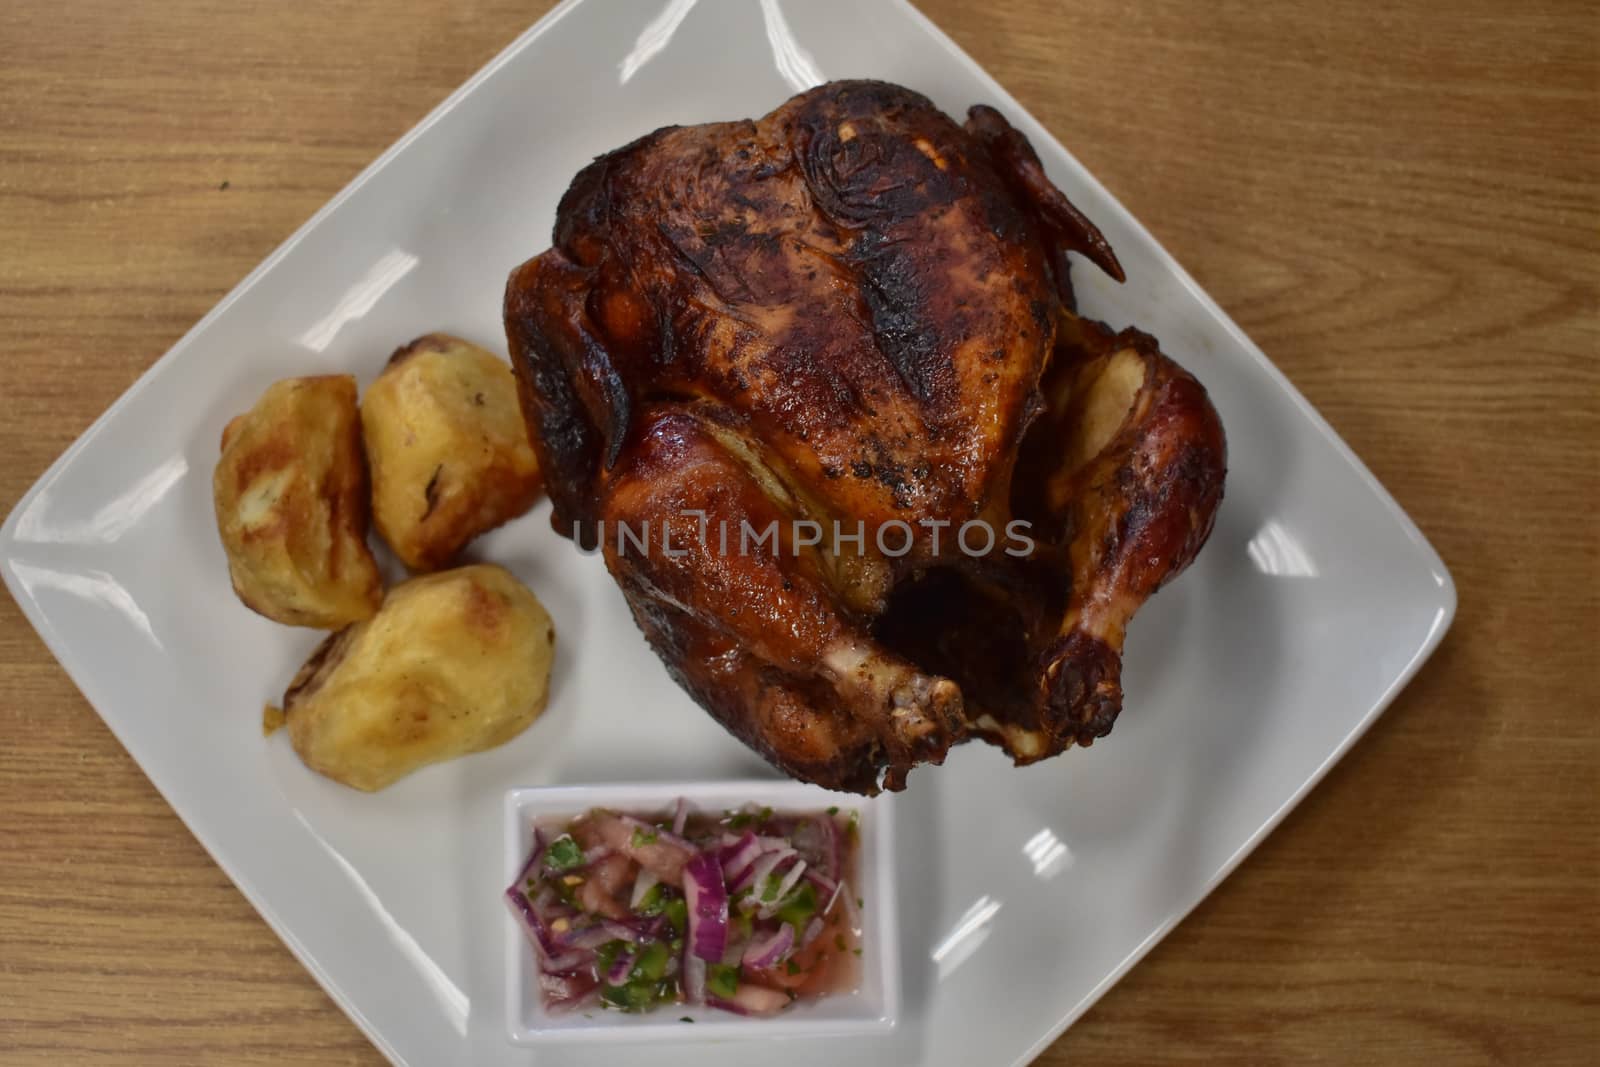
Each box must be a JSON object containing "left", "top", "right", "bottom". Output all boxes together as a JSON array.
[{"left": 506, "top": 81, "right": 1225, "bottom": 794}]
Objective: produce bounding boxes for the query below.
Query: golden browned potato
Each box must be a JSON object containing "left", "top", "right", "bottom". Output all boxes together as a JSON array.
[
  {"left": 361, "top": 334, "right": 542, "bottom": 572},
  {"left": 278, "top": 563, "right": 554, "bottom": 791},
  {"left": 213, "top": 375, "right": 383, "bottom": 628}
]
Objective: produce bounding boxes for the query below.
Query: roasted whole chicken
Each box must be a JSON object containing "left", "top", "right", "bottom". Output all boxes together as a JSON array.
[{"left": 506, "top": 81, "right": 1226, "bottom": 794}]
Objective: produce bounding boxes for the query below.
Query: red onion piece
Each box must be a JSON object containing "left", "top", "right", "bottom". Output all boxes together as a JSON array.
[
  {"left": 630, "top": 868, "right": 661, "bottom": 911},
  {"left": 718, "top": 832, "right": 761, "bottom": 884},
  {"left": 604, "top": 949, "right": 634, "bottom": 985},
  {"left": 542, "top": 948, "right": 591, "bottom": 972},
  {"left": 683, "top": 852, "right": 729, "bottom": 962},
  {"left": 562, "top": 924, "right": 618, "bottom": 951},
  {"left": 683, "top": 953, "right": 706, "bottom": 1003},
  {"left": 800, "top": 916, "right": 825, "bottom": 948},
  {"left": 509, "top": 828, "right": 551, "bottom": 894},
  {"left": 671, "top": 797, "right": 689, "bottom": 837},
  {"left": 732, "top": 847, "right": 792, "bottom": 895},
  {"left": 803, "top": 868, "right": 838, "bottom": 896},
  {"left": 741, "top": 923, "right": 795, "bottom": 969},
  {"left": 823, "top": 877, "right": 847, "bottom": 919},
  {"left": 757, "top": 860, "right": 807, "bottom": 918},
  {"left": 840, "top": 885, "right": 862, "bottom": 935},
  {"left": 634, "top": 914, "right": 669, "bottom": 941},
  {"left": 505, "top": 886, "right": 565, "bottom": 959},
  {"left": 792, "top": 814, "right": 845, "bottom": 881}
]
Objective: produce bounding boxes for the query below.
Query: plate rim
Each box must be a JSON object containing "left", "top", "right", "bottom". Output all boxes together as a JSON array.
[{"left": 0, "top": 0, "right": 1458, "bottom": 1064}]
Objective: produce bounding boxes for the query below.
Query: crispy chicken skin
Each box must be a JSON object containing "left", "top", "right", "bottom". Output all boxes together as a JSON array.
[{"left": 506, "top": 80, "right": 1225, "bottom": 793}]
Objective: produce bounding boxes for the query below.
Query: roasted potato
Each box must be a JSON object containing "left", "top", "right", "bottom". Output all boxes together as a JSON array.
[
  {"left": 213, "top": 375, "right": 383, "bottom": 628},
  {"left": 361, "top": 334, "right": 542, "bottom": 571},
  {"left": 278, "top": 564, "right": 554, "bottom": 791}
]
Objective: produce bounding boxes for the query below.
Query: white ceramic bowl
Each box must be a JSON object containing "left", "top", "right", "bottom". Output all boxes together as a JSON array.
[{"left": 503, "top": 780, "right": 899, "bottom": 1045}]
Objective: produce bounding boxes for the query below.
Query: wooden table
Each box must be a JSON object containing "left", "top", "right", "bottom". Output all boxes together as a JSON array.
[{"left": 1, "top": 1, "right": 1595, "bottom": 1062}]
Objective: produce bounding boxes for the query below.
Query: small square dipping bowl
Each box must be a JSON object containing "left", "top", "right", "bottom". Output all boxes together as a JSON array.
[{"left": 503, "top": 780, "right": 899, "bottom": 1045}]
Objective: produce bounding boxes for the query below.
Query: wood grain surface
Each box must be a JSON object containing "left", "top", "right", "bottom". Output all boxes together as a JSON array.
[{"left": 1, "top": 1, "right": 1596, "bottom": 1063}]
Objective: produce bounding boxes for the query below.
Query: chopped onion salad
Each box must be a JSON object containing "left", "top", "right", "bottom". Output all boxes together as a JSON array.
[{"left": 507, "top": 801, "right": 862, "bottom": 1016}]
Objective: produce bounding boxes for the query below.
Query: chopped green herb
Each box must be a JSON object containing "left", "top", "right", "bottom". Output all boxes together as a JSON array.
[
  {"left": 826, "top": 805, "right": 839, "bottom": 816},
  {"left": 785, "top": 959, "right": 802, "bottom": 975},
  {"left": 834, "top": 934, "right": 847, "bottom": 952},
  {"left": 664, "top": 896, "right": 688, "bottom": 936},
  {"left": 600, "top": 974, "right": 679, "bottom": 1014},
  {"left": 543, "top": 834, "right": 584, "bottom": 871},
  {"left": 760, "top": 875, "right": 783, "bottom": 903},
  {"left": 776, "top": 882, "right": 818, "bottom": 932},
  {"left": 852, "top": 948, "right": 863, "bottom": 956},
  {"left": 758, "top": 806, "right": 774, "bottom": 822},
  {"left": 727, "top": 811, "right": 754, "bottom": 830},
  {"left": 732, "top": 911, "right": 754, "bottom": 943},
  {"left": 630, "top": 826, "right": 659, "bottom": 848},
  {"left": 679, "top": 1016, "right": 695, "bottom": 1023},
  {"left": 599, "top": 980, "right": 657, "bottom": 1012},
  {"left": 634, "top": 883, "right": 664, "bottom": 915},
  {"left": 629, "top": 940, "right": 671, "bottom": 983},
  {"left": 706, "top": 963, "right": 740, "bottom": 1000},
  {"left": 856, "top": 897, "right": 864, "bottom": 908},
  {"left": 594, "top": 939, "right": 628, "bottom": 977}
]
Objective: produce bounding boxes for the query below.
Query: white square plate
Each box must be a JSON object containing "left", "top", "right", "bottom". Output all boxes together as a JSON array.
[
  {"left": 0, "top": 1, "right": 1455, "bottom": 1065},
  {"left": 503, "top": 781, "right": 897, "bottom": 1044}
]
